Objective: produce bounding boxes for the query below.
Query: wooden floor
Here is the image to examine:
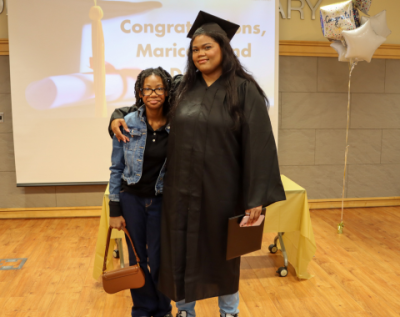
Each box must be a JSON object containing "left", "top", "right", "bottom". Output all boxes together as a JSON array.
[{"left": 1, "top": 207, "right": 400, "bottom": 317}]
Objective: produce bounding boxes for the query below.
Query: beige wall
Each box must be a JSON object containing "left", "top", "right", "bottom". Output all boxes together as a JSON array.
[
  {"left": 278, "top": 56, "right": 400, "bottom": 199},
  {"left": 1, "top": 1, "right": 400, "bottom": 43},
  {"left": 279, "top": 0, "right": 400, "bottom": 44}
]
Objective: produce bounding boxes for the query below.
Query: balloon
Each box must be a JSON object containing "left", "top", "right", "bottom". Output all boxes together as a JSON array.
[
  {"left": 353, "top": 0, "right": 372, "bottom": 15},
  {"left": 342, "top": 20, "right": 386, "bottom": 63},
  {"left": 320, "top": 1, "right": 360, "bottom": 42},
  {"left": 361, "top": 10, "right": 392, "bottom": 38},
  {"left": 331, "top": 41, "right": 350, "bottom": 62},
  {"left": 353, "top": 7, "right": 361, "bottom": 28}
]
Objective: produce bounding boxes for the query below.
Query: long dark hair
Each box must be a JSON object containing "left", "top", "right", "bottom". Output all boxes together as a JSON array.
[
  {"left": 172, "top": 27, "right": 269, "bottom": 129},
  {"left": 134, "top": 67, "right": 172, "bottom": 116}
]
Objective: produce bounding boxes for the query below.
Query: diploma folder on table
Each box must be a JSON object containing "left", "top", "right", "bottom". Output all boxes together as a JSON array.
[{"left": 226, "top": 207, "right": 266, "bottom": 260}]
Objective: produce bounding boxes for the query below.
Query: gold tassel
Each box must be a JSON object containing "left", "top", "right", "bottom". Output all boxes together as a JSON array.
[{"left": 90, "top": 1, "right": 107, "bottom": 118}]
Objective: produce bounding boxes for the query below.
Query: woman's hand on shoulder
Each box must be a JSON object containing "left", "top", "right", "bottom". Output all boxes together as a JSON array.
[
  {"left": 110, "top": 216, "right": 126, "bottom": 230},
  {"left": 245, "top": 205, "right": 262, "bottom": 226},
  {"left": 112, "top": 119, "right": 130, "bottom": 143}
]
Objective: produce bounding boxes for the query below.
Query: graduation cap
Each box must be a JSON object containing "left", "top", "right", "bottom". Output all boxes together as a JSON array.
[{"left": 187, "top": 11, "right": 240, "bottom": 41}]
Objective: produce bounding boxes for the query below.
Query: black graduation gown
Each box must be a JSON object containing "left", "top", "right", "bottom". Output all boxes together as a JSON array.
[{"left": 109, "top": 73, "right": 286, "bottom": 303}]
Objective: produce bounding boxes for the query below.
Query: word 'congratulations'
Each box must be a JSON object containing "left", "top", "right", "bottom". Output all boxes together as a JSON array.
[
  {"left": 121, "top": 20, "right": 262, "bottom": 37},
  {"left": 325, "top": 11, "right": 351, "bottom": 27}
]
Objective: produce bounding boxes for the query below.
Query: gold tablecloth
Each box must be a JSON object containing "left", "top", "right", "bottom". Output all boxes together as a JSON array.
[
  {"left": 92, "top": 184, "right": 125, "bottom": 280},
  {"left": 265, "top": 175, "right": 316, "bottom": 279},
  {"left": 93, "top": 176, "right": 316, "bottom": 280}
]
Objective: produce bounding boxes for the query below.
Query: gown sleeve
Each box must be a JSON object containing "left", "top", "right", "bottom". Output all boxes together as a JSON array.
[
  {"left": 108, "top": 105, "right": 137, "bottom": 138},
  {"left": 240, "top": 81, "right": 286, "bottom": 210}
]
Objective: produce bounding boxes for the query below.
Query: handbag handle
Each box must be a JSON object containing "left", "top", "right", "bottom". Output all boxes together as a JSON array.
[{"left": 102, "top": 226, "right": 141, "bottom": 273}]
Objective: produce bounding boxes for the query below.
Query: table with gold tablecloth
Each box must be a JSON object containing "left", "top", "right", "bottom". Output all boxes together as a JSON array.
[
  {"left": 264, "top": 175, "right": 316, "bottom": 279},
  {"left": 93, "top": 175, "right": 316, "bottom": 280}
]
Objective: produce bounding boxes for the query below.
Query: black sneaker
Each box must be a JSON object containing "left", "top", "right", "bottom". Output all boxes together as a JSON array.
[
  {"left": 176, "top": 311, "right": 188, "bottom": 317},
  {"left": 220, "top": 314, "right": 239, "bottom": 317},
  {"left": 164, "top": 313, "right": 173, "bottom": 317}
]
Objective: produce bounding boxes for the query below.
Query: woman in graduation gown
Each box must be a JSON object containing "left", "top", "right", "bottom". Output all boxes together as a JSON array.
[{"left": 109, "top": 11, "right": 286, "bottom": 317}]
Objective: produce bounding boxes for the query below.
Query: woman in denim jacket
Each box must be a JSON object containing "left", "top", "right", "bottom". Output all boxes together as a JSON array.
[{"left": 108, "top": 67, "right": 173, "bottom": 317}]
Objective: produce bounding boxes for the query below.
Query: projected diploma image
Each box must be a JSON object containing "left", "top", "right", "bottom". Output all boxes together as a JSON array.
[{"left": 8, "top": 0, "right": 277, "bottom": 185}]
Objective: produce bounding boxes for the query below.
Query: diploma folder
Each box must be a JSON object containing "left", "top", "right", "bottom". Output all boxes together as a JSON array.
[{"left": 226, "top": 208, "right": 266, "bottom": 260}]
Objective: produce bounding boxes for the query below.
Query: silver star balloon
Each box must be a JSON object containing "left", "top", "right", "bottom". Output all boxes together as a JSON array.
[
  {"left": 361, "top": 10, "right": 392, "bottom": 38},
  {"left": 342, "top": 20, "right": 386, "bottom": 63},
  {"left": 331, "top": 41, "right": 350, "bottom": 63}
]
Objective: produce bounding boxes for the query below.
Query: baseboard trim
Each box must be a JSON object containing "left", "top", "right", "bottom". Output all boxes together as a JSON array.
[
  {"left": 279, "top": 41, "right": 400, "bottom": 60},
  {"left": 309, "top": 197, "right": 400, "bottom": 210},
  {"left": 0, "top": 39, "right": 9, "bottom": 56},
  {"left": 0, "top": 206, "right": 102, "bottom": 219},
  {"left": 1, "top": 197, "right": 399, "bottom": 219}
]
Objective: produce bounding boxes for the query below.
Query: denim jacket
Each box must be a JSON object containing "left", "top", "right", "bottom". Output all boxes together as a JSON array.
[{"left": 109, "top": 106, "right": 170, "bottom": 202}]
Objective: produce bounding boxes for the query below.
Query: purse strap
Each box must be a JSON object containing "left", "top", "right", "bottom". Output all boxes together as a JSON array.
[{"left": 102, "top": 226, "right": 140, "bottom": 273}]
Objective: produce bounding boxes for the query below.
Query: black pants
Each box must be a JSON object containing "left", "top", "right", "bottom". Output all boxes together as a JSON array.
[{"left": 120, "top": 192, "right": 171, "bottom": 317}]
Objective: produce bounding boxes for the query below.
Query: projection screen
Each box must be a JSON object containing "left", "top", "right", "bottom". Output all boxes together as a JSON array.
[{"left": 8, "top": 0, "right": 279, "bottom": 186}]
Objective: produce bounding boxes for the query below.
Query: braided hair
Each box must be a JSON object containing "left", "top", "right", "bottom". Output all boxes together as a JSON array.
[{"left": 134, "top": 67, "right": 173, "bottom": 116}]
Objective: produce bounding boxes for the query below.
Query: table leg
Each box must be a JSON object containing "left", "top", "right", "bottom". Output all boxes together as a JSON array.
[
  {"left": 270, "top": 233, "right": 288, "bottom": 277},
  {"left": 116, "top": 238, "right": 125, "bottom": 268},
  {"left": 277, "top": 233, "right": 288, "bottom": 268}
]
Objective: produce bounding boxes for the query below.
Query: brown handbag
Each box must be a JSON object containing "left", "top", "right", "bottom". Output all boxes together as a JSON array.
[{"left": 102, "top": 226, "right": 145, "bottom": 294}]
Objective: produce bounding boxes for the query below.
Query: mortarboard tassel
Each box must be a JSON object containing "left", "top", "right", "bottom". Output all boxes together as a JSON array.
[{"left": 89, "top": 1, "right": 107, "bottom": 118}]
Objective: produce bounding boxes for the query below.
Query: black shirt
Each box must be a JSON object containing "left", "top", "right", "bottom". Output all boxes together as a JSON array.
[{"left": 109, "top": 118, "right": 168, "bottom": 217}]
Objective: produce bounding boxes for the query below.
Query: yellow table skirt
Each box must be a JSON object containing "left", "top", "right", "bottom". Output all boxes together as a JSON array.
[
  {"left": 265, "top": 175, "right": 316, "bottom": 279},
  {"left": 93, "top": 176, "right": 316, "bottom": 280},
  {"left": 92, "top": 184, "right": 125, "bottom": 280}
]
